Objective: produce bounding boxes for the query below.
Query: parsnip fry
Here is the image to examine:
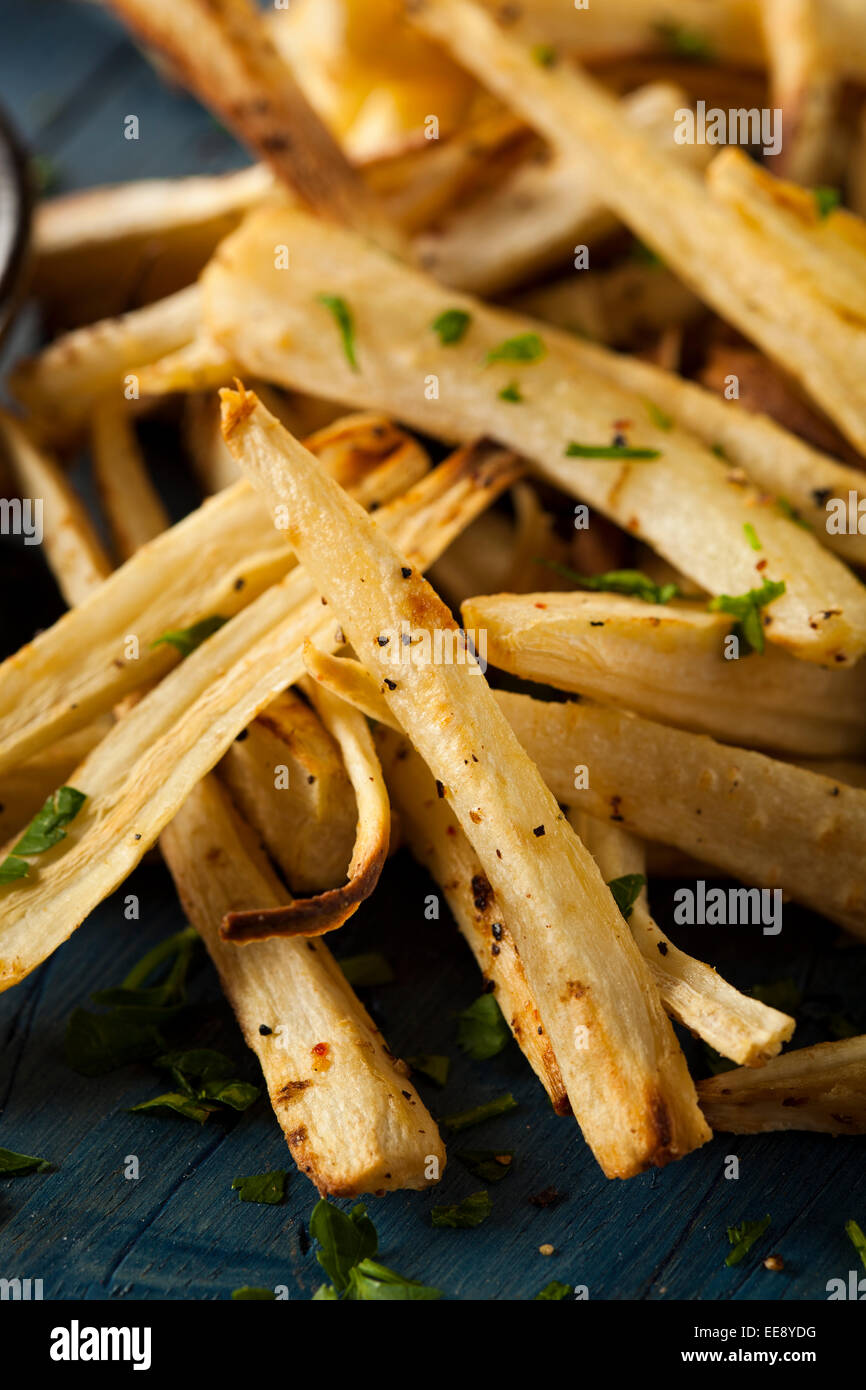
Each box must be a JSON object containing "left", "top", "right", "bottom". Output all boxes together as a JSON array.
[
  {"left": 11, "top": 286, "right": 201, "bottom": 444},
  {"left": 0, "top": 410, "right": 112, "bottom": 607},
  {"left": 108, "top": 0, "right": 403, "bottom": 254},
  {"left": 91, "top": 402, "right": 170, "bottom": 561},
  {"left": 220, "top": 385, "right": 709, "bottom": 1179},
  {"left": 0, "top": 442, "right": 518, "bottom": 991},
  {"left": 219, "top": 689, "right": 356, "bottom": 896},
  {"left": 415, "top": 81, "right": 710, "bottom": 294},
  {"left": 303, "top": 646, "right": 866, "bottom": 934},
  {"left": 460, "top": 592, "right": 866, "bottom": 757},
  {"left": 408, "top": 0, "right": 866, "bottom": 452},
  {"left": 698, "top": 1036, "right": 866, "bottom": 1135},
  {"left": 0, "top": 722, "right": 112, "bottom": 846},
  {"left": 0, "top": 415, "right": 426, "bottom": 776},
  {"left": 570, "top": 812, "right": 795, "bottom": 1067},
  {"left": 377, "top": 725, "right": 569, "bottom": 1114},
  {"left": 201, "top": 205, "right": 866, "bottom": 664},
  {"left": 161, "top": 775, "right": 445, "bottom": 1192},
  {"left": 222, "top": 678, "right": 390, "bottom": 941}
]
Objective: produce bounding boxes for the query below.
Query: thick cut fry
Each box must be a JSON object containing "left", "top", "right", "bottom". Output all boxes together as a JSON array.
[
  {"left": 698, "top": 1036, "right": 866, "bottom": 1134},
  {"left": 300, "top": 649, "right": 866, "bottom": 936},
  {"left": 555, "top": 334, "right": 866, "bottom": 568},
  {"left": 408, "top": 0, "right": 866, "bottom": 452},
  {"left": 161, "top": 775, "right": 445, "bottom": 1192},
  {"left": 0, "top": 415, "right": 426, "bottom": 776},
  {"left": 376, "top": 725, "right": 569, "bottom": 1114},
  {"left": 222, "top": 678, "right": 390, "bottom": 941},
  {"left": 220, "top": 386, "right": 710, "bottom": 1179},
  {"left": 183, "top": 387, "right": 341, "bottom": 494},
  {"left": 460, "top": 592, "right": 866, "bottom": 757},
  {"left": 0, "top": 442, "right": 519, "bottom": 992},
  {"left": 415, "top": 82, "right": 710, "bottom": 294},
  {"left": 0, "top": 410, "right": 112, "bottom": 606},
  {"left": 32, "top": 165, "right": 279, "bottom": 328},
  {"left": 108, "top": 0, "right": 403, "bottom": 254},
  {"left": 201, "top": 206, "right": 866, "bottom": 664},
  {"left": 570, "top": 813, "right": 795, "bottom": 1067},
  {"left": 11, "top": 286, "right": 201, "bottom": 443},
  {"left": 91, "top": 402, "right": 170, "bottom": 561},
  {"left": 219, "top": 689, "right": 356, "bottom": 895}
]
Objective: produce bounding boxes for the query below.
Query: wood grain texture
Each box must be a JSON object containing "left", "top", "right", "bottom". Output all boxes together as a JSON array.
[{"left": 1, "top": 0, "right": 865, "bottom": 1301}]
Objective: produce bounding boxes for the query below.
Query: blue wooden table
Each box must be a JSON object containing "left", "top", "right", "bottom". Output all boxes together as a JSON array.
[{"left": 1, "top": 0, "right": 865, "bottom": 1303}]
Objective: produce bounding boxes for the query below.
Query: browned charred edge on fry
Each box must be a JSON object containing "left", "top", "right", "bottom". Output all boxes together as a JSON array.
[{"left": 220, "top": 836, "right": 388, "bottom": 942}]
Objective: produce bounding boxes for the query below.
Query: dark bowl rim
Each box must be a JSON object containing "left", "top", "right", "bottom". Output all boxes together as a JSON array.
[{"left": 0, "top": 100, "right": 33, "bottom": 341}]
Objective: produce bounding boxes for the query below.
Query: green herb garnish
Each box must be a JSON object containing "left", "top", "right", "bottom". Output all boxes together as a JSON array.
[
  {"left": 432, "top": 308, "right": 472, "bottom": 345},
  {"left": 846, "top": 1219, "right": 866, "bottom": 1271},
  {"left": 310, "top": 1200, "right": 442, "bottom": 1300},
  {"left": 531, "top": 43, "right": 557, "bottom": 67},
  {"left": 565, "top": 441, "right": 661, "bottom": 460},
  {"left": 536, "top": 559, "right": 679, "bottom": 605},
  {"left": 486, "top": 332, "right": 546, "bottom": 365},
  {"left": 66, "top": 926, "right": 198, "bottom": 1075},
  {"left": 0, "top": 1147, "right": 55, "bottom": 1176},
  {"left": 431, "top": 1190, "right": 492, "bottom": 1229},
  {"left": 629, "top": 239, "right": 665, "bottom": 268},
  {"left": 535, "top": 1280, "right": 572, "bottom": 1300},
  {"left": 0, "top": 785, "right": 87, "bottom": 884},
  {"left": 457, "top": 993, "right": 510, "bottom": 1061},
  {"left": 775, "top": 496, "right": 812, "bottom": 530},
  {"left": 407, "top": 1053, "right": 451, "bottom": 1087},
  {"left": 654, "top": 21, "right": 714, "bottom": 61},
  {"left": 499, "top": 382, "right": 524, "bottom": 403},
  {"left": 644, "top": 399, "right": 673, "bottom": 430},
  {"left": 129, "top": 1093, "right": 218, "bottom": 1125},
  {"left": 346, "top": 1259, "right": 443, "bottom": 1301},
  {"left": 743, "top": 522, "right": 761, "bottom": 551},
  {"left": 231, "top": 1287, "right": 276, "bottom": 1300},
  {"left": 130, "top": 1048, "right": 258, "bottom": 1124},
  {"left": 813, "top": 186, "right": 841, "bottom": 219},
  {"left": 440, "top": 1093, "right": 518, "bottom": 1133},
  {"left": 456, "top": 1149, "right": 514, "bottom": 1183},
  {"left": 726, "top": 1214, "right": 771, "bottom": 1266},
  {"left": 151, "top": 615, "right": 228, "bottom": 658},
  {"left": 708, "top": 578, "right": 786, "bottom": 655},
  {"left": 318, "top": 293, "right": 359, "bottom": 370},
  {"left": 231, "top": 1171, "right": 287, "bottom": 1205},
  {"left": 338, "top": 952, "right": 394, "bottom": 988},
  {"left": 607, "top": 874, "right": 646, "bottom": 922}
]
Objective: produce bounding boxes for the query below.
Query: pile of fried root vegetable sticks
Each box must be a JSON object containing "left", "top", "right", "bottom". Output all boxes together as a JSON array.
[{"left": 2, "top": 0, "right": 866, "bottom": 1194}]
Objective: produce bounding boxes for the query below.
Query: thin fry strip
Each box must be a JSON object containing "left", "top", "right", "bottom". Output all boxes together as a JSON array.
[
  {"left": 222, "top": 677, "right": 390, "bottom": 941},
  {"left": 91, "top": 402, "right": 170, "bottom": 561},
  {"left": 0, "top": 410, "right": 112, "bottom": 607},
  {"left": 220, "top": 385, "right": 710, "bottom": 1179},
  {"left": 218, "top": 689, "right": 356, "bottom": 895},
  {"left": 460, "top": 591, "right": 866, "bottom": 757},
  {"left": 11, "top": 285, "right": 201, "bottom": 443},
  {"left": 0, "top": 416, "right": 427, "bottom": 777},
  {"left": 698, "top": 1036, "right": 866, "bottom": 1135},
  {"left": 201, "top": 205, "right": 866, "bottom": 665},
  {"left": 408, "top": 0, "right": 866, "bottom": 452},
  {"left": 376, "top": 724, "right": 569, "bottom": 1114},
  {"left": 299, "top": 649, "right": 866, "bottom": 936},
  {"left": 161, "top": 774, "right": 446, "bottom": 1192},
  {"left": 570, "top": 812, "right": 795, "bottom": 1067},
  {"left": 108, "top": 0, "right": 404, "bottom": 254},
  {"left": 0, "top": 442, "right": 519, "bottom": 992}
]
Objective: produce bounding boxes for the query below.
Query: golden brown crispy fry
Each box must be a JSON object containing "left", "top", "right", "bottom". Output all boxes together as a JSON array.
[
  {"left": 220, "top": 384, "right": 710, "bottom": 1179},
  {"left": 108, "top": 0, "right": 404, "bottom": 253},
  {"left": 91, "top": 402, "right": 170, "bottom": 562},
  {"left": 698, "top": 1035, "right": 866, "bottom": 1134},
  {"left": 201, "top": 204, "right": 866, "bottom": 663},
  {"left": 161, "top": 774, "right": 446, "bottom": 1192}
]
